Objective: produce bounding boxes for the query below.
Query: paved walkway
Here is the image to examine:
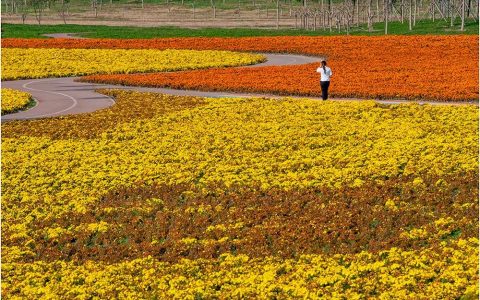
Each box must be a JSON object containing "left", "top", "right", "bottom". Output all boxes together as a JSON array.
[
  {"left": 43, "top": 33, "right": 88, "bottom": 39},
  {"left": 1, "top": 53, "right": 324, "bottom": 121},
  {"left": 2, "top": 35, "right": 477, "bottom": 121}
]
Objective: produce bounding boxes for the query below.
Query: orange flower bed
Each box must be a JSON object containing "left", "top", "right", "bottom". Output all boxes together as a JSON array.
[
  {"left": 81, "top": 60, "right": 475, "bottom": 101},
  {"left": 4, "top": 36, "right": 478, "bottom": 101}
]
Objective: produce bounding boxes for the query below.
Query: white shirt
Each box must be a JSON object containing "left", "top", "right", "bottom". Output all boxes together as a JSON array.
[{"left": 316, "top": 66, "right": 333, "bottom": 82}]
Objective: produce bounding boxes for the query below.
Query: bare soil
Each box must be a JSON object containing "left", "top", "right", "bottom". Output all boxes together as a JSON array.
[{"left": 1, "top": 4, "right": 300, "bottom": 28}]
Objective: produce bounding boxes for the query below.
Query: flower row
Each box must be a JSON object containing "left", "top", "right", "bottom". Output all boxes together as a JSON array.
[
  {"left": 3, "top": 238, "right": 478, "bottom": 299},
  {"left": 1, "top": 48, "right": 265, "bottom": 80},
  {"left": 4, "top": 173, "right": 477, "bottom": 264},
  {"left": 1, "top": 88, "right": 33, "bottom": 115},
  {"left": 81, "top": 61, "right": 478, "bottom": 101}
]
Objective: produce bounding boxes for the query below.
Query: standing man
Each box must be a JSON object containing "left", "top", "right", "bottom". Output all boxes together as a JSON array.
[{"left": 316, "top": 60, "right": 333, "bottom": 100}]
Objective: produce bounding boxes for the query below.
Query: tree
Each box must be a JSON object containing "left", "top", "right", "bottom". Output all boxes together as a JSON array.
[
  {"left": 17, "top": 0, "right": 28, "bottom": 23},
  {"left": 192, "top": 1, "right": 195, "bottom": 19},
  {"left": 59, "top": 0, "right": 70, "bottom": 24},
  {"left": 210, "top": 0, "right": 216, "bottom": 18},
  {"left": 367, "top": 0, "right": 374, "bottom": 31},
  {"left": 276, "top": 0, "right": 280, "bottom": 29},
  {"left": 29, "top": 0, "right": 46, "bottom": 24},
  {"left": 91, "top": 0, "right": 98, "bottom": 17}
]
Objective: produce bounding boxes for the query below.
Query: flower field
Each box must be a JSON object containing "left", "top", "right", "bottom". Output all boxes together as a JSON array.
[
  {"left": 4, "top": 35, "right": 478, "bottom": 101},
  {"left": 1, "top": 48, "right": 265, "bottom": 80},
  {"left": 81, "top": 61, "right": 478, "bottom": 101},
  {"left": 3, "top": 240, "right": 478, "bottom": 299},
  {"left": 2, "top": 89, "right": 479, "bottom": 298},
  {"left": 1, "top": 88, "right": 33, "bottom": 115}
]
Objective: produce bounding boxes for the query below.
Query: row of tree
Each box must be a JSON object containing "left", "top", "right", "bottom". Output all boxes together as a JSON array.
[
  {"left": 3, "top": 0, "right": 71, "bottom": 24},
  {"left": 2, "top": 0, "right": 478, "bottom": 32},
  {"left": 291, "top": 0, "right": 477, "bottom": 32}
]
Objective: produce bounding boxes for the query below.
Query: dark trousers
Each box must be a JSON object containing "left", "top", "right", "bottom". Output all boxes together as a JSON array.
[{"left": 320, "top": 81, "right": 330, "bottom": 100}]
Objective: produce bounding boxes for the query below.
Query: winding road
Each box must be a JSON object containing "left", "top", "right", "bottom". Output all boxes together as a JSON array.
[{"left": 2, "top": 34, "right": 476, "bottom": 121}]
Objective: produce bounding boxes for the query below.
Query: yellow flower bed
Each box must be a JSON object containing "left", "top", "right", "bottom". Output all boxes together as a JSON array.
[
  {"left": 1, "top": 88, "right": 33, "bottom": 115},
  {"left": 2, "top": 239, "right": 478, "bottom": 299},
  {"left": 1, "top": 48, "right": 265, "bottom": 80},
  {"left": 3, "top": 93, "right": 477, "bottom": 201},
  {"left": 2, "top": 91, "right": 478, "bottom": 298}
]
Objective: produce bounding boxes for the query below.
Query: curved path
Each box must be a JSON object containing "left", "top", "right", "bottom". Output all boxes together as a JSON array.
[
  {"left": 1, "top": 53, "right": 324, "bottom": 121},
  {"left": 2, "top": 37, "right": 476, "bottom": 121}
]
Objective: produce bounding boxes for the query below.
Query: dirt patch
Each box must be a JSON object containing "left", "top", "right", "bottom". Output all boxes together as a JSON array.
[{"left": 2, "top": 4, "right": 301, "bottom": 28}]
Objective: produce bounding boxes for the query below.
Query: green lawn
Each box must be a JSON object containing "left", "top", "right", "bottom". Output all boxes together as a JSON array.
[{"left": 2, "top": 19, "right": 478, "bottom": 38}]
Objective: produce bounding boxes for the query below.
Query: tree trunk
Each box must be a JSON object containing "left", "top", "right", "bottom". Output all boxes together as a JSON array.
[
  {"left": 35, "top": 6, "right": 42, "bottom": 24},
  {"left": 329, "top": 12, "right": 333, "bottom": 31},
  {"left": 376, "top": 0, "right": 380, "bottom": 21},
  {"left": 62, "top": 0, "right": 67, "bottom": 24},
  {"left": 368, "top": 0, "right": 373, "bottom": 30},
  {"left": 460, "top": 0, "right": 465, "bottom": 29},
  {"left": 450, "top": 0, "right": 454, "bottom": 26},
  {"left": 356, "top": 0, "right": 359, "bottom": 25},
  {"left": 409, "top": 0, "right": 413, "bottom": 28},
  {"left": 432, "top": 0, "right": 435, "bottom": 21},
  {"left": 321, "top": 0, "right": 324, "bottom": 28},
  {"left": 401, "top": 0, "right": 404, "bottom": 22},
  {"left": 276, "top": 0, "right": 279, "bottom": 29},
  {"left": 384, "top": 0, "right": 388, "bottom": 34},
  {"left": 413, "top": 0, "right": 416, "bottom": 25},
  {"left": 346, "top": 13, "right": 350, "bottom": 34}
]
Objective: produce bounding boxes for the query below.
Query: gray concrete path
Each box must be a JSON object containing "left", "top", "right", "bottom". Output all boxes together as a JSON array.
[
  {"left": 2, "top": 41, "right": 477, "bottom": 121},
  {"left": 43, "top": 33, "right": 87, "bottom": 39}
]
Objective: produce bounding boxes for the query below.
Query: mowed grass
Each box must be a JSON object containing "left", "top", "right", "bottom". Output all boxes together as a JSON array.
[{"left": 2, "top": 19, "right": 478, "bottom": 38}]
